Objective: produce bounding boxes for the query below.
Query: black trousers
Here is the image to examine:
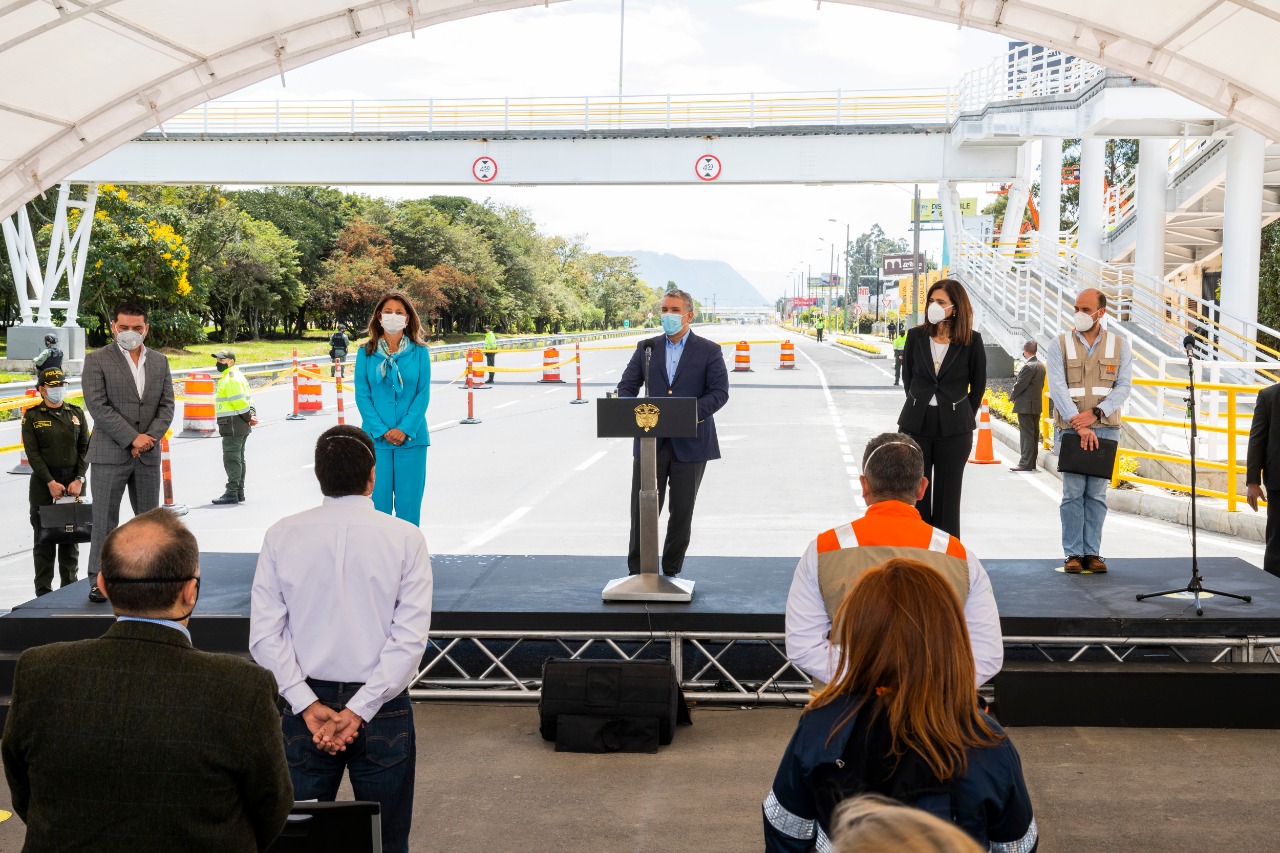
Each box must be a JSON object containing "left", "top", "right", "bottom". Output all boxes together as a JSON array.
[
  {"left": 1266, "top": 494, "right": 1280, "bottom": 578},
  {"left": 628, "top": 440, "right": 706, "bottom": 575},
  {"left": 904, "top": 408, "right": 973, "bottom": 538},
  {"left": 485, "top": 351, "right": 496, "bottom": 382},
  {"left": 1017, "top": 413, "right": 1040, "bottom": 468},
  {"left": 893, "top": 352, "right": 904, "bottom": 384}
]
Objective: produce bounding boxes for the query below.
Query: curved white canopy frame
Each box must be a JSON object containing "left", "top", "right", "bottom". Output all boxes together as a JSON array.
[{"left": 1, "top": 0, "right": 1277, "bottom": 221}]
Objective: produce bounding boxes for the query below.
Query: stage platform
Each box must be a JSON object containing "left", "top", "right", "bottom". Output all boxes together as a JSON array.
[{"left": 2, "top": 554, "right": 1279, "bottom": 712}]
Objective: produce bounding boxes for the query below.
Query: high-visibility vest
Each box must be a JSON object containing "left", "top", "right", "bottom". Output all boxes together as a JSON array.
[
  {"left": 484, "top": 331, "right": 498, "bottom": 350},
  {"left": 893, "top": 333, "right": 907, "bottom": 350},
  {"left": 815, "top": 317, "right": 824, "bottom": 329},
  {"left": 214, "top": 367, "right": 253, "bottom": 418}
]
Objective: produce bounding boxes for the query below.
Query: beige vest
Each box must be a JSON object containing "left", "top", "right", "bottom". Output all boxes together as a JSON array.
[{"left": 1054, "top": 329, "right": 1123, "bottom": 429}]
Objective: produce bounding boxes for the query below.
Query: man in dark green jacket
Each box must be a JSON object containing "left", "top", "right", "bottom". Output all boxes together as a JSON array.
[{"left": 1, "top": 508, "right": 294, "bottom": 853}]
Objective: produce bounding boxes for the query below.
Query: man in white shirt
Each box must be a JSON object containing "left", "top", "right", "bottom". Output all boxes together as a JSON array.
[
  {"left": 251, "top": 425, "right": 432, "bottom": 853},
  {"left": 785, "top": 433, "right": 1003, "bottom": 688}
]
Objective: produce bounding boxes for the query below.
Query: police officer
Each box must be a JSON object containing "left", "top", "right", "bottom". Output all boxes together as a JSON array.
[
  {"left": 32, "top": 333, "right": 63, "bottom": 374},
  {"left": 22, "top": 367, "right": 90, "bottom": 596},
  {"left": 893, "top": 324, "right": 908, "bottom": 386},
  {"left": 814, "top": 313, "right": 825, "bottom": 343},
  {"left": 211, "top": 350, "right": 257, "bottom": 505},
  {"left": 328, "top": 323, "right": 350, "bottom": 377},
  {"left": 483, "top": 325, "right": 498, "bottom": 383}
]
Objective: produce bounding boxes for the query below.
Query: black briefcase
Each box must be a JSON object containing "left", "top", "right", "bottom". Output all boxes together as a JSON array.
[
  {"left": 539, "top": 659, "right": 688, "bottom": 751},
  {"left": 38, "top": 500, "right": 92, "bottom": 545}
]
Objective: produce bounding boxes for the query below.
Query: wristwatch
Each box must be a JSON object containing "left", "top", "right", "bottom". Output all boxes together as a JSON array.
[{"left": 1091, "top": 406, "right": 1104, "bottom": 420}]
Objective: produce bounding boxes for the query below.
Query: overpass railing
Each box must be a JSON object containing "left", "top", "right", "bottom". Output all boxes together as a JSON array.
[
  {"left": 955, "top": 43, "right": 1103, "bottom": 112},
  {"left": 163, "top": 89, "right": 956, "bottom": 135}
]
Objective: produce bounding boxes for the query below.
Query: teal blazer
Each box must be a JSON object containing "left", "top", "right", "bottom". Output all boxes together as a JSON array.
[{"left": 355, "top": 341, "right": 432, "bottom": 449}]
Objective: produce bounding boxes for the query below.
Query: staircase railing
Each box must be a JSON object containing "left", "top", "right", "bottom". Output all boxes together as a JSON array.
[{"left": 955, "top": 44, "right": 1103, "bottom": 112}]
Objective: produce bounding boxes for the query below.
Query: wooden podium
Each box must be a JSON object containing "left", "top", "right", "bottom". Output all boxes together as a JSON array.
[{"left": 597, "top": 396, "right": 697, "bottom": 603}]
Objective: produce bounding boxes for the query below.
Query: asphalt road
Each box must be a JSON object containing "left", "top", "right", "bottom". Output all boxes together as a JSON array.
[{"left": 0, "top": 324, "right": 1263, "bottom": 609}]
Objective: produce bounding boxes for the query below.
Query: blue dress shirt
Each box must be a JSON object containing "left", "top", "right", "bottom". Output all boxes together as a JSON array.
[{"left": 665, "top": 332, "right": 688, "bottom": 383}]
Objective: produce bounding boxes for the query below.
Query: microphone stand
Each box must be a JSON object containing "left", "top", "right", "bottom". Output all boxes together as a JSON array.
[{"left": 1137, "top": 336, "right": 1252, "bottom": 615}]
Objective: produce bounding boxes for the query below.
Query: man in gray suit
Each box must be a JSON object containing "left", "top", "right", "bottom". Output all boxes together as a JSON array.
[
  {"left": 1009, "top": 339, "right": 1047, "bottom": 471},
  {"left": 82, "top": 301, "right": 175, "bottom": 602}
]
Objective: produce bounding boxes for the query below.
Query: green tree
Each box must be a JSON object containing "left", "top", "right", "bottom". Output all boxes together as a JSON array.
[
  {"left": 203, "top": 212, "right": 302, "bottom": 343},
  {"left": 309, "top": 218, "right": 400, "bottom": 329}
]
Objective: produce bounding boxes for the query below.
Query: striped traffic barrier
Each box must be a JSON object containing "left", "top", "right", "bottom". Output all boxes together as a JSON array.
[
  {"left": 571, "top": 342, "right": 588, "bottom": 405},
  {"left": 8, "top": 389, "right": 38, "bottom": 474},
  {"left": 777, "top": 340, "right": 796, "bottom": 370},
  {"left": 539, "top": 347, "right": 565, "bottom": 383},
  {"left": 335, "top": 361, "right": 346, "bottom": 426},
  {"left": 460, "top": 372, "right": 481, "bottom": 425},
  {"left": 286, "top": 348, "right": 305, "bottom": 421},
  {"left": 298, "top": 364, "right": 323, "bottom": 414},
  {"left": 160, "top": 434, "right": 188, "bottom": 516},
  {"left": 468, "top": 348, "right": 489, "bottom": 389},
  {"left": 179, "top": 373, "right": 216, "bottom": 437},
  {"left": 733, "top": 341, "right": 753, "bottom": 372},
  {"left": 969, "top": 396, "right": 1000, "bottom": 465}
]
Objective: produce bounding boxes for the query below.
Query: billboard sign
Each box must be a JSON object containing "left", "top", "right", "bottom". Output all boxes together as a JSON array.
[
  {"left": 912, "top": 197, "right": 979, "bottom": 222},
  {"left": 881, "top": 253, "right": 926, "bottom": 277}
]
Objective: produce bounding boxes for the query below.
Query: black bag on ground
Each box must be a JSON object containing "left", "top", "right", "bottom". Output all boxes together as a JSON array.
[
  {"left": 553, "top": 715, "right": 660, "bottom": 753},
  {"left": 38, "top": 500, "right": 92, "bottom": 545},
  {"left": 539, "top": 658, "right": 688, "bottom": 750}
]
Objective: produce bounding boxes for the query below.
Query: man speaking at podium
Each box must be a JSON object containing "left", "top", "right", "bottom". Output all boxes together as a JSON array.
[{"left": 618, "top": 289, "right": 730, "bottom": 577}]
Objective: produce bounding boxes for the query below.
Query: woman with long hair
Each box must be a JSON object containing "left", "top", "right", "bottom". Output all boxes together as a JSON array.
[
  {"left": 897, "top": 279, "right": 987, "bottom": 537},
  {"left": 763, "top": 558, "right": 1036, "bottom": 853},
  {"left": 354, "top": 291, "right": 432, "bottom": 525}
]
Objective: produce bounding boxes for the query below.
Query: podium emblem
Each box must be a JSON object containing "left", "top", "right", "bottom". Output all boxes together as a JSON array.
[{"left": 634, "top": 403, "right": 660, "bottom": 432}]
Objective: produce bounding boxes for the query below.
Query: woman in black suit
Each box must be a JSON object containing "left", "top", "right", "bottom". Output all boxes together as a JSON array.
[{"left": 897, "top": 279, "right": 986, "bottom": 537}]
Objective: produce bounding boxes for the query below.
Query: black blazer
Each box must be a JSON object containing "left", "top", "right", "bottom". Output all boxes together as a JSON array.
[
  {"left": 1247, "top": 383, "right": 1280, "bottom": 487},
  {"left": 897, "top": 326, "right": 988, "bottom": 436}
]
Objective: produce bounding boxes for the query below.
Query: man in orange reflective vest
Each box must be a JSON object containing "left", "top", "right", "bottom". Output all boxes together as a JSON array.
[{"left": 785, "top": 432, "right": 1003, "bottom": 688}]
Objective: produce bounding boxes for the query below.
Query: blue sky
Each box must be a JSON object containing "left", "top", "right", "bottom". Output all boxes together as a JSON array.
[{"left": 227, "top": 1, "right": 1013, "bottom": 301}]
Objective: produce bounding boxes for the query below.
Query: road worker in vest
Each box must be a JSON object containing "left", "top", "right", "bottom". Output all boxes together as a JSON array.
[
  {"left": 892, "top": 326, "right": 907, "bottom": 385},
  {"left": 814, "top": 313, "right": 825, "bottom": 343},
  {"left": 785, "top": 432, "right": 1003, "bottom": 689},
  {"left": 1043, "top": 288, "right": 1133, "bottom": 574},
  {"left": 211, "top": 350, "right": 258, "bottom": 505},
  {"left": 483, "top": 325, "right": 498, "bottom": 383}
]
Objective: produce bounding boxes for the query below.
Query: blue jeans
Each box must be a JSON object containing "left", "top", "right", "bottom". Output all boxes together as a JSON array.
[
  {"left": 283, "top": 681, "right": 416, "bottom": 853},
  {"left": 1056, "top": 426, "right": 1120, "bottom": 557}
]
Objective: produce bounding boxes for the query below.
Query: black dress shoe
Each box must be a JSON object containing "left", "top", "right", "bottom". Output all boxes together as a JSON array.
[
  {"left": 212, "top": 493, "right": 239, "bottom": 505},
  {"left": 88, "top": 579, "right": 107, "bottom": 603},
  {"left": 237, "top": 490, "right": 245, "bottom": 502},
  {"left": 1009, "top": 466, "right": 1035, "bottom": 472}
]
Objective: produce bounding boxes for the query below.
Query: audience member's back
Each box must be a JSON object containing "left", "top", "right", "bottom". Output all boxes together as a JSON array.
[{"left": 830, "top": 794, "right": 983, "bottom": 853}]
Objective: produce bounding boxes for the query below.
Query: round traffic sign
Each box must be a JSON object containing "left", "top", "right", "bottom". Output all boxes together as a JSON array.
[
  {"left": 472, "top": 156, "right": 498, "bottom": 183},
  {"left": 695, "top": 154, "right": 722, "bottom": 181}
]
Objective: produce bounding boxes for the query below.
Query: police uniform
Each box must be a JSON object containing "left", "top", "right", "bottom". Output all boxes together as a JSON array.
[
  {"left": 212, "top": 350, "right": 255, "bottom": 505},
  {"left": 22, "top": 370, "right": 90, "bottom": 596}
]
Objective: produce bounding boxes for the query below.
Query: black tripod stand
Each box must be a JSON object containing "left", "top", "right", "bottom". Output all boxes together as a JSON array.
[{"left": 1136, "top": 335, "right": 1252, "bottom": 615}]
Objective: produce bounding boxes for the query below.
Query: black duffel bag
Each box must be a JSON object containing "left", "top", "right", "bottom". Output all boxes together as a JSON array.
[
  {"left": 38, "top": 499, "right": 92, "bottom": 545},
  {"left": 539, "top": 658, "right": 690, "bottom": 752}
]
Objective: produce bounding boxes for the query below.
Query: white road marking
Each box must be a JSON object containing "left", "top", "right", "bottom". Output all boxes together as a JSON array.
[
  {"left": 494, "top": 400, "right": 520, "bottom": 410},
  {"left": 455, "top": 506, "right": 532, "bottom": 553},
  {"left": 796, "top": 346, "right": 861, "bottom": 501},
  {"left": 575, "top": 451, "right": 608, "bottom": 471}
]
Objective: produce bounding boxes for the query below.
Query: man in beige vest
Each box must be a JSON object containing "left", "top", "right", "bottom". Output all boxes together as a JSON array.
[
  {"left": 784, "top": 433, "right": 1003, "bottom": 688},
  {"left": 1044, "top": 288, "right": 1133, "bottom": 574}
]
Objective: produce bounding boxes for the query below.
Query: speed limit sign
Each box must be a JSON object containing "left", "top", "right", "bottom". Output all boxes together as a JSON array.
[{"left": 472, "top": 157, "right": 498, "bottom": 183}]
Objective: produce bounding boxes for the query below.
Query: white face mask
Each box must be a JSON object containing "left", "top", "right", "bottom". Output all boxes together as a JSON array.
[
  {"left": 45, "top": 387, "right": 66, "bottom": 404},
  {"left": 380, "top": 313, "right": 408, "bottom": 334},
  {"left": 116, "top": 330, "right": 144, "bottom": 351},
  {"left": 926, "top": 303, "right": 949, "bottom": 324},
  {"left": 1073, "top": 311, "right": 1097, "bottom": 333}
]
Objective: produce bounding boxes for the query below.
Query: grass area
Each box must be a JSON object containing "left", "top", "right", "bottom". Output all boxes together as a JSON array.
[
  {"left": 156, "top": 339, "right": 339, "bottom": 371},
  {"left": 0, "top": 371, "right": 31, "bottom": 384}
]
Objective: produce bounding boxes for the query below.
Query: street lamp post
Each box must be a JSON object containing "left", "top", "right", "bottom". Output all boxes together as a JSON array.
[{"left": 829, "top": 218, "right": 850, "bottom": 332}]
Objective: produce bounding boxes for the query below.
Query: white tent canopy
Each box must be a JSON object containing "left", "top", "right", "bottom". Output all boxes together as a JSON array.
[{"left": 2, "top": 0, "right": 1278, "bottom": 221}]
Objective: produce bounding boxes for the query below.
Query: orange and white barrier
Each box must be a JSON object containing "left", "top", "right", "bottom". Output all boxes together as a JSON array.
[
  {"left": 733, "top": 341, "right": 753, "bottom": 372},
  {"left": 286, "top": 348, "right": 305, "bottom": 421},
  {"left": 298, "top": 363, "right": 323, "bottom": 414},
  {"left": 335, "top": 362, "right": 347, "bottom": 426},
  {"left": 468, "top": 348, "right": 489, "bottom": 389},
  {"left": 460, "top": 373, "right": 481, "bottom": 425},
  {"left": 777, "top": 340, "right": 796, "bottom": 370},
  {"left": 539, "top": 347, "right": 565, "bottom": 383},
  {"left": 9, "top": 389, "right": 38, "bottom": 474},
  {"left": 160, "top": 434, "right": 188, "bottom": 515},
  {"left": 571, "top": 342, "right": 588, "bottom": 405},
  {"left": 179, "top": 373, "right": 216, "bottom": 437},
  {"left": 969, "top": 396, "right": 1000, "bottom": 465}
]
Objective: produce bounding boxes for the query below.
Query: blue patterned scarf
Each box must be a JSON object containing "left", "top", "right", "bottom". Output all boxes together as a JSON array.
[{"left": 377, "top": 337, "right": 411, "bottom": 396}]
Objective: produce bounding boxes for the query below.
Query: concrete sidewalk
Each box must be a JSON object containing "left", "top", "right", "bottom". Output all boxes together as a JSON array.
[{"left": 3, "top": 703, "right": 1277, "bottom": 851}]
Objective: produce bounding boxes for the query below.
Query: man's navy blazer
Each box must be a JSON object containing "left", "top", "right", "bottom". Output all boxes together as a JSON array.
[{"left": 617, "top": 330, "right": 730, "bottom": 462}]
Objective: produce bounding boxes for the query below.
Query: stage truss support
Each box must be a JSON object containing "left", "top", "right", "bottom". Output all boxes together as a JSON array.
[{"left": 406, "top": 631, "right": 1280, "bottom": 705}]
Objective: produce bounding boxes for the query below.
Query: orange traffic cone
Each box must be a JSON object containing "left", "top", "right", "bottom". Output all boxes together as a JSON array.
[{"left": 969, "top": 396, "right": 1000, "bottom": 464}]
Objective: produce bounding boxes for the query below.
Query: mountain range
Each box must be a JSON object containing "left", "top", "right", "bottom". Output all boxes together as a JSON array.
[{"left": 602, "top": 250, "right": 769, "bottom": 307}]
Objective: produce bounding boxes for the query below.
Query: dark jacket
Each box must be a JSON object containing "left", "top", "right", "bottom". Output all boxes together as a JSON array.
[
  {"left": 21, "top": 401, "right": 90, "bottom": 484},
  {"left": 2, "top": 620, "right": 293, "bottom": 853},
  {"left": 898, "top": 326, "right": 988, "bottom": 436},
  {"left": 1009, "top": 356, "right": 1047, "bottom": 415},
  {"left": 763, "top": 693, "right": 1037, "bottom": 852},
  {"left": 1248, "top": 383, "right": 1280, "bottom": 487},
  {"left": 617, "top": 330, "right": 730, "bottom": 462}
]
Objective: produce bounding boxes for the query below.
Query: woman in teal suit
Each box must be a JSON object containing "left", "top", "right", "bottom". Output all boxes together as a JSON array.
[{"left": 354, "top": 291, "right": 432, "bottom": 525}]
